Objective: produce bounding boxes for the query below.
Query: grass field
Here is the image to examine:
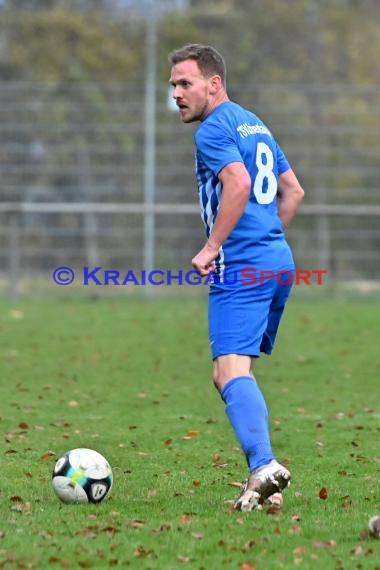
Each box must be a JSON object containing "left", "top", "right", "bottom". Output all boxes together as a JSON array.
[{"left": 1, "top": 292, "right": 379, "bottom": 569}]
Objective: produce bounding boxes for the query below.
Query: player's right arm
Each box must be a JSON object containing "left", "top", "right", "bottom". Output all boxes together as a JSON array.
[
  {"left": 276, "top": 168, "right": 305, "bottom": 229},
  {"left": 191, "top": 161, "right": 251, "bottom": 275},
  {"left": 206, "top": 161, "right": 251, "bottom": 251}
]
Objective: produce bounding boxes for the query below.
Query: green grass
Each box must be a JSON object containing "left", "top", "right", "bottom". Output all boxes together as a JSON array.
[{"left": 1, "top": 293, "right": 379, "bottom": 569}]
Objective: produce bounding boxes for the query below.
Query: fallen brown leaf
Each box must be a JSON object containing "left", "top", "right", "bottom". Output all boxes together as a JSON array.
[
  {"left": 288, "top": 526, "right": 302, "bottom": 535},
  {"left": 40, "top": 450, "right": 56, "bottom": 461},
  {"left": 359, "top": 529, "right": 370, "bottom": 540},
  {"left": 212, "top": 453, "right": 228, "bottom": 467},
  {"left": 127, "top": 519, "right": 145, "bottom": 529},
  {"left": 133, "top": 546, "right": 154, "bottom": 558},
  {"left": 10, "top": 501, "right": 32, "bottom": 514},
  {"left": 319, "top": 487, "right": 328, "bottom": 500},
  {"left": 350, "top": 545, "right": 364, "bottom": 555},
  {"left": 177, "top": 555, "right": 192, "bottom": 563},
  {"left": 151, "top": 523, "right": 171, "bottom": 535},
  {"left": 179, "top": 514, "right": 193, "bottom": 524},
  {"left": 266, "top": 505, "right": 281, "bottom": 515},
  {"left": 313, "top": 539, "right": 336, "bottom": 549},
  {"left": 183, "top": 431, "right": 200, "bottom": 439},
  {"left": 293, "top": 546, "right": 308, "bottom": 555},
  {"left": 341, "top": 495, "right": 352, "bottom": 509},
  {"left": 102, "top": 526, "right": 119, "bottom": 536},
  {"left": 240, "top": 561, "right": 256, "bottom": 570},
  {"left": 242, "top": 539, "right": 257, "bottom": 551},
  {"left": 75, "top": 526, "right": 98, "bottom": 539}
]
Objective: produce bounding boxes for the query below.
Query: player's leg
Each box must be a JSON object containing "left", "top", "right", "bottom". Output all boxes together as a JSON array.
[
  {"left": 214, "top": 355, "right": 291, "bottom": 511},
  {"left": 209, "top": 277, "right": 292, "bottom": 510},
  {"left": 232, "top": 276, "right": 294, "bottom": 510},
  {"left": 213, "top": 355, "right": 274, "bottom": 471},
  {"left": 209, "top": 280, "right": 277, "bottom": 470}
]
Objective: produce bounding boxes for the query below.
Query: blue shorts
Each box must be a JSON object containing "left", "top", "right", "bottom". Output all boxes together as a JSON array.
[{"left": 208, "top": 268, "right": 294, "bottom": 359}]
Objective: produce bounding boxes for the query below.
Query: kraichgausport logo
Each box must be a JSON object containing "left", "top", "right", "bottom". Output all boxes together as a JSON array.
[{"left": 52, "top": 267, "right": 327, "bottom": 286}]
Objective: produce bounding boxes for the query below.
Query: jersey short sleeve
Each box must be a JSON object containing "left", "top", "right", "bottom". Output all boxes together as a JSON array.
[
  {"left": 276, "top": 142, "right": 291, "bottom": 175},
  {"left": 195, "top": 121, "right": 243, "bottom": 176}
]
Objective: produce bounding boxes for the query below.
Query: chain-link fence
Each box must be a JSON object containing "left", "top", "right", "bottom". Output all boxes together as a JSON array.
[{"left": 0, "top": 81, "right": 379, "bottom": 296}]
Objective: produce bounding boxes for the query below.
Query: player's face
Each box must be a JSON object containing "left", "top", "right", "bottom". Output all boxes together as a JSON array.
[{"left": 170, "top": 59, "right": 214, "bottom": 123}]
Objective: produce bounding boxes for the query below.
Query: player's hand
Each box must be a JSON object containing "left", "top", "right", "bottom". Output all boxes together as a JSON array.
[{"left": 191, "top": 242, "right": 219, "bottom": 276}]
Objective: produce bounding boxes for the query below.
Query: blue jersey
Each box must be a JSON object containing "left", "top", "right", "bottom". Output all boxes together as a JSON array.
[{"left": 195, "top": 101, "right": 294, "bottom": 275}]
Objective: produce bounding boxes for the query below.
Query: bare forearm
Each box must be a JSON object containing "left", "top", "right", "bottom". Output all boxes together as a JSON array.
[
  {"left": 277, "top": 169, "right": 305, "bottom": 229},
  {"left": 208, "top": 184, "right": 250, "bottom": 249},
  {"left": 277, "top": 194, "right": 303, "bottom": 229},
  {"left": 191, "top": 162, "right": 251, "bottom": 275}
]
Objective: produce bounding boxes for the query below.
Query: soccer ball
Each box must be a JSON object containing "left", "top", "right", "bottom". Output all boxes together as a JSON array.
[{"left": 52, "top": 448, "right": 113, "bottom": 504}]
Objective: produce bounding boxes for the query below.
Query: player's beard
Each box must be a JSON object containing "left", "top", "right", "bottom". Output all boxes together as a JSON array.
[{"left": 181, "top": 101, "right": 209, "bottom": 123}]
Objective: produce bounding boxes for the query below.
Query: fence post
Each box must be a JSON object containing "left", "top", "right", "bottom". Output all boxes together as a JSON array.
[
  {"left": 143, "top": 0, "right": 157, "bottom": 297},
  {"left": 315, "top": 187, "right": 332, "bottom": 279},
  {"left": 8, "top": 211, "right": 21, "bottom": 301}
]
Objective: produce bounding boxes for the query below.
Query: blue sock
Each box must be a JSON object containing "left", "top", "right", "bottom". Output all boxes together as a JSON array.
[{"left": 220, "top": 376, "right": 274, "bottom": 471}]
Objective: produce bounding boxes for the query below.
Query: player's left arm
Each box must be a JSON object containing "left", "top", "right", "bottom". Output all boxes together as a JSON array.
[
  {"left": 191, "top": 161, "right": 251, "bottom": 275},
  {"left": 276, "top": 168, "right": 305, "bottom": 230}
]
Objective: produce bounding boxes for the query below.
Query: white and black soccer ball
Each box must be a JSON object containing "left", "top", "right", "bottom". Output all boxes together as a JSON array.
[{"left": 52, "top": 448, "right": 113, "bottom": 504}]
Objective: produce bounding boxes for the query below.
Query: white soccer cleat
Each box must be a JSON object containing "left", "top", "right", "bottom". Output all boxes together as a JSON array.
[{"left": 234, "top": 460, "right": 291, "bottom": 512}]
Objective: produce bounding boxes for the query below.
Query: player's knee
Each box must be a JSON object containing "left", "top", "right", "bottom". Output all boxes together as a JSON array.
[
  {"left": 212, "top": 371, "right": 230, "bottom": 392},
  {"left": 212, "top": 365, "right": 226, "bottom": 391},
  {"left": 212, "top": 369, "right": 221, "bottom": 391}
]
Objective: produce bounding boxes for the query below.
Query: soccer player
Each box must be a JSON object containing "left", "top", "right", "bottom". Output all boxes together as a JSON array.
[{"left": 168, "top": 44, "right": 304, "bottom": 511}]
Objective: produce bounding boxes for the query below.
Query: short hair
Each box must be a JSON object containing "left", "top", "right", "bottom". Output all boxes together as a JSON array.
[{"left": 168, "top": 44, "right": 227, "bottom": 87}]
